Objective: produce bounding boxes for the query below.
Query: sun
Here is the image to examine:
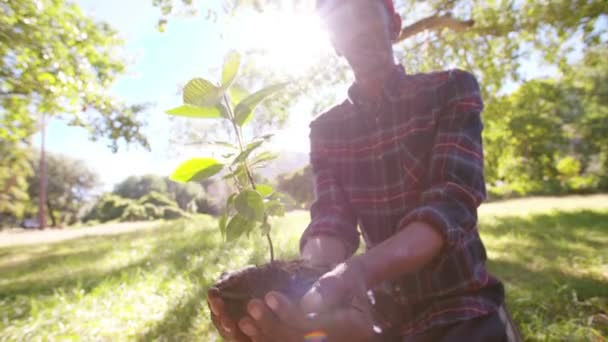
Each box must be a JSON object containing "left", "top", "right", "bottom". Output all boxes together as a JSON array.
[{"left": 227, "top": 7, "right": 333, "bottom": 76}]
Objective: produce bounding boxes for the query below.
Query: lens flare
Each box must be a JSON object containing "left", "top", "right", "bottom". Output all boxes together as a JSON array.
[{"left": 304, "top": 330, "right": 328, "bottom": 341}]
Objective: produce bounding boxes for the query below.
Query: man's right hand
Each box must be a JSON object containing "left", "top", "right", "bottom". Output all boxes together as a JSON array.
[{"left": 207, "top": 287, "right": 251, "bottom": 341}]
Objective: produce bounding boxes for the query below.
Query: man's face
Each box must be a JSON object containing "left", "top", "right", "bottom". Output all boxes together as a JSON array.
[{"left": 321, "top": 0, "right": 396, "bottom": 78}]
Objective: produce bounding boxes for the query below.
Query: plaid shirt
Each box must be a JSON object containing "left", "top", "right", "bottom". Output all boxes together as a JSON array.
[{"left": 300, "top": 66, "right": 503, "bottom": 336}]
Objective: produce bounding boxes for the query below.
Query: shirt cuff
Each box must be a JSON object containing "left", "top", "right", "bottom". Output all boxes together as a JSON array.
[
  {"left": 300, "top": 218, "right": 360, "bottom": 257},
  {"left": 398, "top": 204, "right": 464, "bottom": 249}
]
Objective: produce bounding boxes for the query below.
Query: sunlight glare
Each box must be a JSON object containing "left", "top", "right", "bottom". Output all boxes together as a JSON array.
[{"left": 227, "top": 8, "right": 333, "bottom": 76}]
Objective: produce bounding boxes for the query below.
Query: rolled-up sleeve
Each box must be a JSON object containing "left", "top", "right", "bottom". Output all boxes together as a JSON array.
[
  {"left": 398, "top": 69, "right": 486, "bottom": 249},
  {"left": 299, "top": 123, "right": 360, "bottom": 256}
]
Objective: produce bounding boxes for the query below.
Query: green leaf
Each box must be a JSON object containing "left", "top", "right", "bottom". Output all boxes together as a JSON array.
[
  {"left": 256, "top": 184, "right": 274, "bottom": 197},
  {"left": 230, "top": 86, "right": 249, "bottom": 107},
  {"left": 222, "top": 164, "right": 246, "bottom": 180},
  {"left": 165, "top": 104, "right": 222, "bottom": 118},
  {"left": 265, "top": 199, "right": 285, "bottom": 217},
  {"left": 260, "top": 221, "right": 271, "bottom": 235},
  {"left": 170, "top": 158, "right": 224, "bottom": 183},
  {"left": 218, "top": 211, "right": 228, "bottom": 237},
  {"left": 221, "top": 51, "right": 241, "bottom": 89},
  {"left": 183, "top": 78, "right": 222, "bottom": 107},
  {"left": 251, "top": 151, "right": 278, "bottom": 166},
  {"left": 234, "top": 189, "right": 264, "bottom": 221},
  {"left": 208, "top": 141, "right": 238, "bottom": 149},
  {"left": 226, "top": 214, "right": 255, "bottom": 241},
  {"left": 232, "top": 140, "right": 264, "bottom": 165},
  {"left": 226, "top": 193, "right": 237, "bottom": 208},
  {"left": 234, "top": 83, "right": 288, "bottom": 126}
]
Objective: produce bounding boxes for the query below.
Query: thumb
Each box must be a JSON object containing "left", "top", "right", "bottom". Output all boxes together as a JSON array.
[
  {"left": 300, "top": 286, "right": 324, "bottom": 314},
  {"left": 300, "top": 275, "right": 344, "bottom": 314}
]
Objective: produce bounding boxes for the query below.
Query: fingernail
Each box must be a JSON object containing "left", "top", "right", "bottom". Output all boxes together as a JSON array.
[
  {"left": 249, "top": 305, "right": 261, "bottom": 320},
  {"left": 221, "top": 321, "right": 232, "bottom": 333},
  {"left": 209, "top": 302, "right": 218, "bottom": 315},
  {"left": 241, "top": 322, "right": 256, "bottom": 336},
  {"left": 265, "top": 294, "right": 279, "bottom": 311}
]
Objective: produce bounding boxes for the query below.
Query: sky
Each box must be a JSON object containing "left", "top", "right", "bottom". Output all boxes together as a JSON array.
[{"left": 36, "top": 0, "right": 329, "bottom": 190}]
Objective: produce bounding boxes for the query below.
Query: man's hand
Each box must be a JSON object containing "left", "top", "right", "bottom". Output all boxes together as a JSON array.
[
  {"left": 207, "top": 288, "right": 251, "bottom": 341},
  {"left": 238, "top": 291, "right": 375, "bottom": 342},
  {"left": 300, "top": 256, "right": 369, "bottom": 314}
]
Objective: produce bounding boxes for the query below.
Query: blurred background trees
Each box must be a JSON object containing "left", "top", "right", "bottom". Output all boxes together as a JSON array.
[{"left": 0, "top": 0, "right": 606, "bottom": 227}]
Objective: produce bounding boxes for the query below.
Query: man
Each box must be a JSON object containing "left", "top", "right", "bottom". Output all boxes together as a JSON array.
[{"left": 208, "top": 0, "right": 521, "bottom": 340}]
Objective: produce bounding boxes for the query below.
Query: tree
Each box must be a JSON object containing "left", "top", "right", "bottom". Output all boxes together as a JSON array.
[
  {"left": 483, "top": 46, "right": 608, "bottom": 195},
  {"left": 113, "top": 175, "right": 168, "bottom": 200},
  {"left": 0, "top": 0, "right": 150, "bottom": 224},
  {"left": 153, "top": 0, "right": 607, "bottom": 98},
  {"left": 276, "top": 165, "right": 313, "bottom": 209},
  {"left": 27, "top": 153, "right": 99, "bottom": 226},
  {"left": 113, "top": 174, "right": 206, "bottom": 211}
]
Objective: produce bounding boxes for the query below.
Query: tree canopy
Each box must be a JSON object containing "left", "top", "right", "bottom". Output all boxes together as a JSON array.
[{"left": 0, "top": 0, "right": 151, "bottom": 222}]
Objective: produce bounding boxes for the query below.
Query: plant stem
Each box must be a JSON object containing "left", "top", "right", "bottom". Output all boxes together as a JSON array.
[{"left": 223, "top": 95, "right": 275, "bottom": 262}]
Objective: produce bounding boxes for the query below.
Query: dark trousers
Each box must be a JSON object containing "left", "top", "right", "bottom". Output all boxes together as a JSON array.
[{"left": 402, "top": 306, "right": 522, "bottom": 342}]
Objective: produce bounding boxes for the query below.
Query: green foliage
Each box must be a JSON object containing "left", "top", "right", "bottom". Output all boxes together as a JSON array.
[
  {"left": 483, "top": 47, "right": 608, "bottom": 196},
  {"left": 114, "top": 175, "right": 168, "bottom": 200},
  {"left": 84, "top": 194, "right": 130, "bottom": 222},
  {"left": 234, "top": 83, "right": 287, "bottom": 126},
  {"left": 275, "top": 165, "right": 314, "bottom": 209},
  {"left": 0, "top": 0, "right": 149, "bottom": 151},
  {"left": 138, "top": 191, "right": 177, "bottom": 208},
  {"left": 166, "top": 51, "right": 287, "bottom": 260},
  {"left": 143, "top": 203, "right": 163, "bottom": 219},
  {"left": 120, "top": 203, "right": 148, "bottom": 222},
  {"left": 1, "top": 0, "right": 149, "bottom": 224},
  {"left": 170, "top": 158, "right": 224, "bottom": 183},
  {"left": 27, "top": 153, "right": 99, "bottom": 226},
  {"left": 1, "top": 197, "right": 607, "bottom": 340},
  {"left": 162, "top": 206, "right": 186, "bottom": 220},
  {"left": 85, "top": 190, "right": 188, "bottom": 223},
  {"left": 165, "top": 104, "right": 223, "bottom": 118}
]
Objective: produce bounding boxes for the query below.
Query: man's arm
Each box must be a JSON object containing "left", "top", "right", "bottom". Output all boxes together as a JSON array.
[
  {"left": 300, "top": 121, "right": 360, "bottom": 267},
  {"left": 358, "top": 69, "right": 486, "bottom": 288}
]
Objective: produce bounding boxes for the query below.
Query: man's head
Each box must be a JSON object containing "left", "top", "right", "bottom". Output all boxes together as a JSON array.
[{"left": 316, "top": 0, "right": 402, "bottom": 81}]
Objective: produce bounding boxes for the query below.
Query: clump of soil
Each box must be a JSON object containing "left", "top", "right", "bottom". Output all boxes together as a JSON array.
[{"left": 209, "top": 259, "right": 327, "bottom": 323}]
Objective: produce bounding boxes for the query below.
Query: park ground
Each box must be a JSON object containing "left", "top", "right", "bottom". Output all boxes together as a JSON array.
[{"left": 0, "top": 194, "right": 607, "bottom": 341}]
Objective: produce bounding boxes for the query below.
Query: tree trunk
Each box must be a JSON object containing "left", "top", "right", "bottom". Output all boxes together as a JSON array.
[
  {"left": 46, "top": 199, "right": 57, "bottom": 228},
  {"left": 38, "top": 112, "right": 48, "bottom": 230}
]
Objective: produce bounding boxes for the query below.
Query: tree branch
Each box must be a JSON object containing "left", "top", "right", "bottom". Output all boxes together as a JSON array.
[{"left": 397, "top": 13, "right": 475, "bottom": 42}]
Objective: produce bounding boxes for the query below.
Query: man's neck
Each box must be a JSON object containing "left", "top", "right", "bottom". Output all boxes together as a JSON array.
[{"left": 354, "top": 62, "right": 395, "bottom": 100}]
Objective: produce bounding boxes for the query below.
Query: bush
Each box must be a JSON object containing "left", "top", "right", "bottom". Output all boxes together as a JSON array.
[
  {"left": 84, "top": 194, "right": 130, "bottom": 222},
  {"left": 143, "top": 203, "right": 162, "bottom": 219},
  {"left": 120, "top": 203, "right": 148, "bottom": 221},
  {"left": 138, "top": 191, "right": 177, "bottom": 208},
  {"left": 162, "top": 207, "right": 185, "bottom": 220},
  {"left": 195, "top": 197, "right": 220, "bottom": 216}
]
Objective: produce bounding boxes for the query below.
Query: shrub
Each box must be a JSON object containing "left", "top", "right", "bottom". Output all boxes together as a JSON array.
[
  {"left": 143, "top": 203, "right": 162, "bottom": 219},
  {"left": 84, "top": 194, "right": 130, "bottom": 222},
  {"left": 162, "top": 207, "right": 185, "bottom": 220},
  {"left": 120, "top": 203, "right": 148, "bottom": 221},
  {"left": 138, "top": 191, "right": 177, "bottom": 208}
]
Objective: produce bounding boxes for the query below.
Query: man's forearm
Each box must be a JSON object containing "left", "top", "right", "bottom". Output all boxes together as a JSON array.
[
  {"left": 301, "top": 235, "right": 349, "bottom": 267},
  {"left": 358, "top": 221, "right": 445, "bottom": 289}
]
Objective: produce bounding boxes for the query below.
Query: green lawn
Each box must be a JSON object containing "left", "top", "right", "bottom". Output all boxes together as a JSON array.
[{"left": 0, "top": 195, "right": 607, "bottom": 341}]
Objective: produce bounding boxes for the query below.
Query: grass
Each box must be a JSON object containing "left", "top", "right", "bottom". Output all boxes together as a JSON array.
[{"left": 0, "top": 196, "right": 607, "bottom": 341}]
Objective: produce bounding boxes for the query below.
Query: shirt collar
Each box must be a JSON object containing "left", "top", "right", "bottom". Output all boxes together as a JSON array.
[{"left": 347, "top": 64, "right": 407, "bottom": 110}]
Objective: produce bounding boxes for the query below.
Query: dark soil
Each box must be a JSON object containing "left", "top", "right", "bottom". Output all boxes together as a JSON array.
[{"left": 209, "top": 259, "right": 327, "bottom": 323}]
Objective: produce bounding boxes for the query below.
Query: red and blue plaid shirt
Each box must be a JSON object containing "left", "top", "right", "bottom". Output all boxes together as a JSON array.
[{"left": 300, "top": 66, "right": 503, "bottom": 336}]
